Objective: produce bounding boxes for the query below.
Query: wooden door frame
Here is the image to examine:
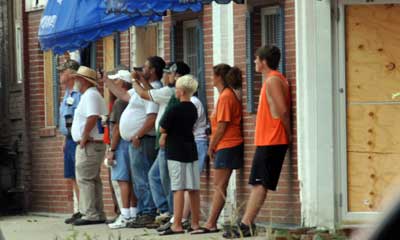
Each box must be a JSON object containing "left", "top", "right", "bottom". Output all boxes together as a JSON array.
[{"left": 335, "top": 0, "right": 400, "bottom": 225}]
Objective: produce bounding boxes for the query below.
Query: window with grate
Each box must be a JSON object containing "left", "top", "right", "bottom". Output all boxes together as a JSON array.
[
  {"left": 183, "top": 20, "right": 198, "bottom": 77},
  {"left": 25, "top": 0, "right": 47, "bottom": 11},
  {"left": 261, "top": 6, "right": 285, "bottom": 73}
]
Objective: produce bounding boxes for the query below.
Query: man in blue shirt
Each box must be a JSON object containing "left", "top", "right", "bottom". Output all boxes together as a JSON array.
[{"left": 57, "top": 60, "right": 81, "bottom": 224}]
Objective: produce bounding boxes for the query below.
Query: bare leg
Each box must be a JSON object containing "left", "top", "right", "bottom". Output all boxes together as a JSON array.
[
  {"left": 204, "top": 169, "right": 233, "bottom": 229},
  {"left": 188, "top": 190, "right": 200, "bottom": 230},
  {"left": 241, "top": 185, "right": 268, "bottom": 225},
  {"left": 171, "top": 190, "right": 185, "bottom": 232},
  {"left": 182, "top": 191, "right": 191, "bottom": 220},
  {"left": 118, "top": 181, "right": 131, "bottom": 208},
  {"left": 72, "top": 179, "right": 79, "bottom": 201}
]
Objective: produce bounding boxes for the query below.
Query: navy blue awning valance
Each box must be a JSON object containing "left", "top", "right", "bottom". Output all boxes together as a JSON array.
[
  {"left": 105, "top": 0, "right": 244, "bottom": 15},
  {"left": 39, "top": 0, "right": 162, "bottom": 54},
  {"left": 105, "top": 0, "right": 203, "bottom": 16}
]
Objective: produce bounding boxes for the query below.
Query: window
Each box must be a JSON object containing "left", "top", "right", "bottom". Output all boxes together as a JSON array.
[
  {"left": 183, "top": 20, "right": 199, "bottom": 77},
  {"left": 246, "top": 5, "right": 285, "bottom": 113},
  {"left": 25, "top": 0, "right": 48, "bottom": 11},
  {"left": 261, "top": 6, "right": 285, "bottom": 73},
  {"left": 15, "top": 1, "right": 24, "bottom": 83}
]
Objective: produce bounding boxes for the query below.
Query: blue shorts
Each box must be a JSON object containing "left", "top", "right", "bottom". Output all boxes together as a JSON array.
[
  {"left": 214, "top": 143, "right": 244, "bottom": 170},
  {"left": 195, "top": 139, "right": 208, "bottom": 174},
  {"left": 111, "top": 140, "right": 131, "bottom": 181},
  {"left": 64, "top": 137, "right": 77, "bottom": 179}
]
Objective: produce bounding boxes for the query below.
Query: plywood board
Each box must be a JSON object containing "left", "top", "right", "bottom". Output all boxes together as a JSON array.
[
  {"left": 348, "top": 152, "right": 400, "bottom": 212},
  {"left": 43, "top": 51, "right": 54, "bottom": 127},
  {"left": 103, "top": 36, "right": 114, "bottom": 109},
  {"left": 135, "top": 26, "right": 158, "bottom": 66},
  {"left": 347, "top": 104, "right": 400, "bottom": 154},
  {"left": 346, "top": 5, "right": 400, "bottom": 102}
]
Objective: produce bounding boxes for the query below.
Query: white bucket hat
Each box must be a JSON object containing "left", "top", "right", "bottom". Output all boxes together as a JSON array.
[{"left": 108, "top": 70, "right": 132, "bottom": 83}]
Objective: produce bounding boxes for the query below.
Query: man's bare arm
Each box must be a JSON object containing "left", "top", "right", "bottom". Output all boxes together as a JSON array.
[
  {"left": 266, "top": 77, "right": 291, "bottom": 141},
  {"left": 81, "top": 115, "right": 98, "bottom": 147},
  {"left": 104, "top": 77, "right": 131, "bottom": 102},
  {"left": 132, "top": 81, "right": 151, "bottom": 101}
]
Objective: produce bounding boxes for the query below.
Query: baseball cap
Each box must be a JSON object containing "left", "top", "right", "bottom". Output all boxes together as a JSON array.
[
  {"left": 163, "top": 61, "right": 191, "bottom": 76},
  {"left": 107, "top": 70, "right": 132, "bottom": 83},
  {"left": 57, "top": 59, "right": 80, "bottom": 71}
]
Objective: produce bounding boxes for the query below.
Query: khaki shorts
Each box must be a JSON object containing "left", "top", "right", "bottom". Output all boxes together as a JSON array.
[{"left": 168, "top": 160, "right": 200, "bottom": 191}]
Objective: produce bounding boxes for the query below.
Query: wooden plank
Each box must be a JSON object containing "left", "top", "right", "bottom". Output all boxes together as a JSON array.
[
  {"left": 43, "top": 51, "right": 54, "bottom": 127},
  {"left": 346, "top": 5, "right": 400, "bottom": 103},
  {"left": 103, "top": 36, "right": 114, "bottom": 109},
  {"left": 347, "top": 104, "right": 400, "bottom": 154},
  {"left": 348, "top": 152, "right": 400, "bottom": 212},
  {"left": 135, "top": 26, "right": 158, "bottom": 65}
]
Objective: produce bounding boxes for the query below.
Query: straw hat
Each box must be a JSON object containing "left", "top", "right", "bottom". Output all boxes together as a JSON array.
[{"left": 73, "top": 66, "right": 98, "bottom": 86}]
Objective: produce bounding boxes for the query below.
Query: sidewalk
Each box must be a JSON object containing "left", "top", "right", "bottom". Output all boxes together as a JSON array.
[{"left": 0, "top": 215, "right": 266, "bottom": 240}]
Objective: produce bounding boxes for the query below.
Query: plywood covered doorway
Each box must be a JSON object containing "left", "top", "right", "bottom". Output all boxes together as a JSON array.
[{"left": 346, "top": 4, "right": 400, "bottom": 212}]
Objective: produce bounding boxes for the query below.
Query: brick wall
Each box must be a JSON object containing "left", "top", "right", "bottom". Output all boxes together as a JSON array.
[
  {"left": 163, "top": 2, "right": 300, "bottom": 225},
  {"left": 234, "top": 0, "right": 300, "bottom": 224},
  {"left": 26, "top": 10, "right": 121, "bottom": 217}
]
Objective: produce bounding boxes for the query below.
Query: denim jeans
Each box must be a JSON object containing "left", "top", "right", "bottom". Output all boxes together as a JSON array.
[
  {"left": 148, "top": 149, "right": 169, "bottom": 214},
  {"left": 158, "top": 148, "right": 174, "bottom": 213},
  {"left": 195, "top": 139, "right": 208, "bottom": 174},
  {"left": 129, "top": 136, "right": 157, "bottom": 216}
]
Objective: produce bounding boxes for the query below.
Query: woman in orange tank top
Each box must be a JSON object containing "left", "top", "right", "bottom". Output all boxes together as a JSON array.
[{"left": 192, "top": 64, "right": 244, "bottom": 235}]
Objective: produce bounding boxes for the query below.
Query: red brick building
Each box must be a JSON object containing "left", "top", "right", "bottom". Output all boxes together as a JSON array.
[{"left": 17, "top": 0, "right": 299, "bottom": 226}]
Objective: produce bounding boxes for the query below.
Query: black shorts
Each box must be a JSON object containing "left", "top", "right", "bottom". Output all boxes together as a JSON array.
[
  {"left": 214, "top": 144, "right": 244, "bottom": 169},
  {"left": 249, "top": 145, "right": 289, "bottom": 191}
]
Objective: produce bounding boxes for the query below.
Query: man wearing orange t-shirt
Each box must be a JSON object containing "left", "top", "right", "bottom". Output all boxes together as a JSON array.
[{"left": 223, "top": 46, "right": 291, "bottom": 238}]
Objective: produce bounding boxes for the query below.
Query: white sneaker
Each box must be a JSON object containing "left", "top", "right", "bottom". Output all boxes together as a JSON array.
[{"left": 108, "top": 215, "right": 130, "bottom": 229}]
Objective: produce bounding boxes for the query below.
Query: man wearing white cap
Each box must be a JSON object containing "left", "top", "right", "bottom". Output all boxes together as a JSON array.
[
  {"left": 106, "top": 70, "right": 138, "bottom": 229},
  {"left": 70, "top": 66, "right": 108, "bottom": 226}
]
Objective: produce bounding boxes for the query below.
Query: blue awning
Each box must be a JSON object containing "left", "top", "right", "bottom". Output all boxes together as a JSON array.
[
  {"left": 106, "top": 0, "right": 203, "bottom": 16},
  {"left": 39, "top": 0, "right": 162, "bottom": 54}
]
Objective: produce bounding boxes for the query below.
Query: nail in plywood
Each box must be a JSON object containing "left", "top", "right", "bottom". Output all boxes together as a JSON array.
[
  {"left": 346, "top": 5, "right": 400, "bottom": 103},
  {"left": 348, "top": 152, "right": 400, "bottom": 212},
  {"left": 347, "top": 104, "right": 400, "bottom": 154}
]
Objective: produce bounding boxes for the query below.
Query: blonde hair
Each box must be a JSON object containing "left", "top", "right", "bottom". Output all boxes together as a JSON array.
[{"left": 175, "top": 74, "right": 198, "bottom": 96}]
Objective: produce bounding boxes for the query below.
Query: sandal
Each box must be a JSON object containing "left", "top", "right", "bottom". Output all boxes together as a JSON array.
[
  {"left": 191, "top": 227, "right": 220, "bottom": 235},
  {"left": 159, "top": 228, "right": 185, "bottom": 236}
]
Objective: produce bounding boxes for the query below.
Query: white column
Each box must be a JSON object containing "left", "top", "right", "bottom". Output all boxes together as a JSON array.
[
  {"left": 295, "top": 0, "right": 336, "bottom": 228},
  {"left": 212, "top": 1, "right": 236, "bottom": 225}
]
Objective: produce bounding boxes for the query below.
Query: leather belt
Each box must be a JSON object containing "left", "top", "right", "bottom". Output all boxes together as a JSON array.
[{"left": 76, "top": 140, "right": 103, "bottom": 144}]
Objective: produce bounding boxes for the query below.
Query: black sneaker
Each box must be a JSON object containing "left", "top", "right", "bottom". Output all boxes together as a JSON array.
[
  {"left": 65, "top": 212, "right": 83, "bottom": 224},
  {"left": 127, "top": 215, "right": 156, "bottom": 228},
  {"left": 223, "top": 222, "right": 257, "bottom": 239}
]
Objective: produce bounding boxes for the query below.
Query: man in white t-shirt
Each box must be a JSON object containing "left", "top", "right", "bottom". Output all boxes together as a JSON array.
[
  {"left": 70, "top": 66, "right": 107, "bottom": 226},
  {"left": 105, "top": 56, "right": 165, "bottom": 228}
]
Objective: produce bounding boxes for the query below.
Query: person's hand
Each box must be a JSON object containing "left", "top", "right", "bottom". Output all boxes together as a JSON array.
[
  {"left": 106, "top": 151, "right": 115, "bottom": 165},
  {"left": 159, "top": 134, "right": 166, "bottom": 149},
  {"left": 131, "top": 71, "right": 143, "bottom": 82},
  {"left": 208, "top": 146, "right": 215, "bottom": 161},
  {"left": 80, "top": 135, "right": 89, "bottom": 149},
  {"left": 131, "top": 135, "right": 141, "bottom": 148}
]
